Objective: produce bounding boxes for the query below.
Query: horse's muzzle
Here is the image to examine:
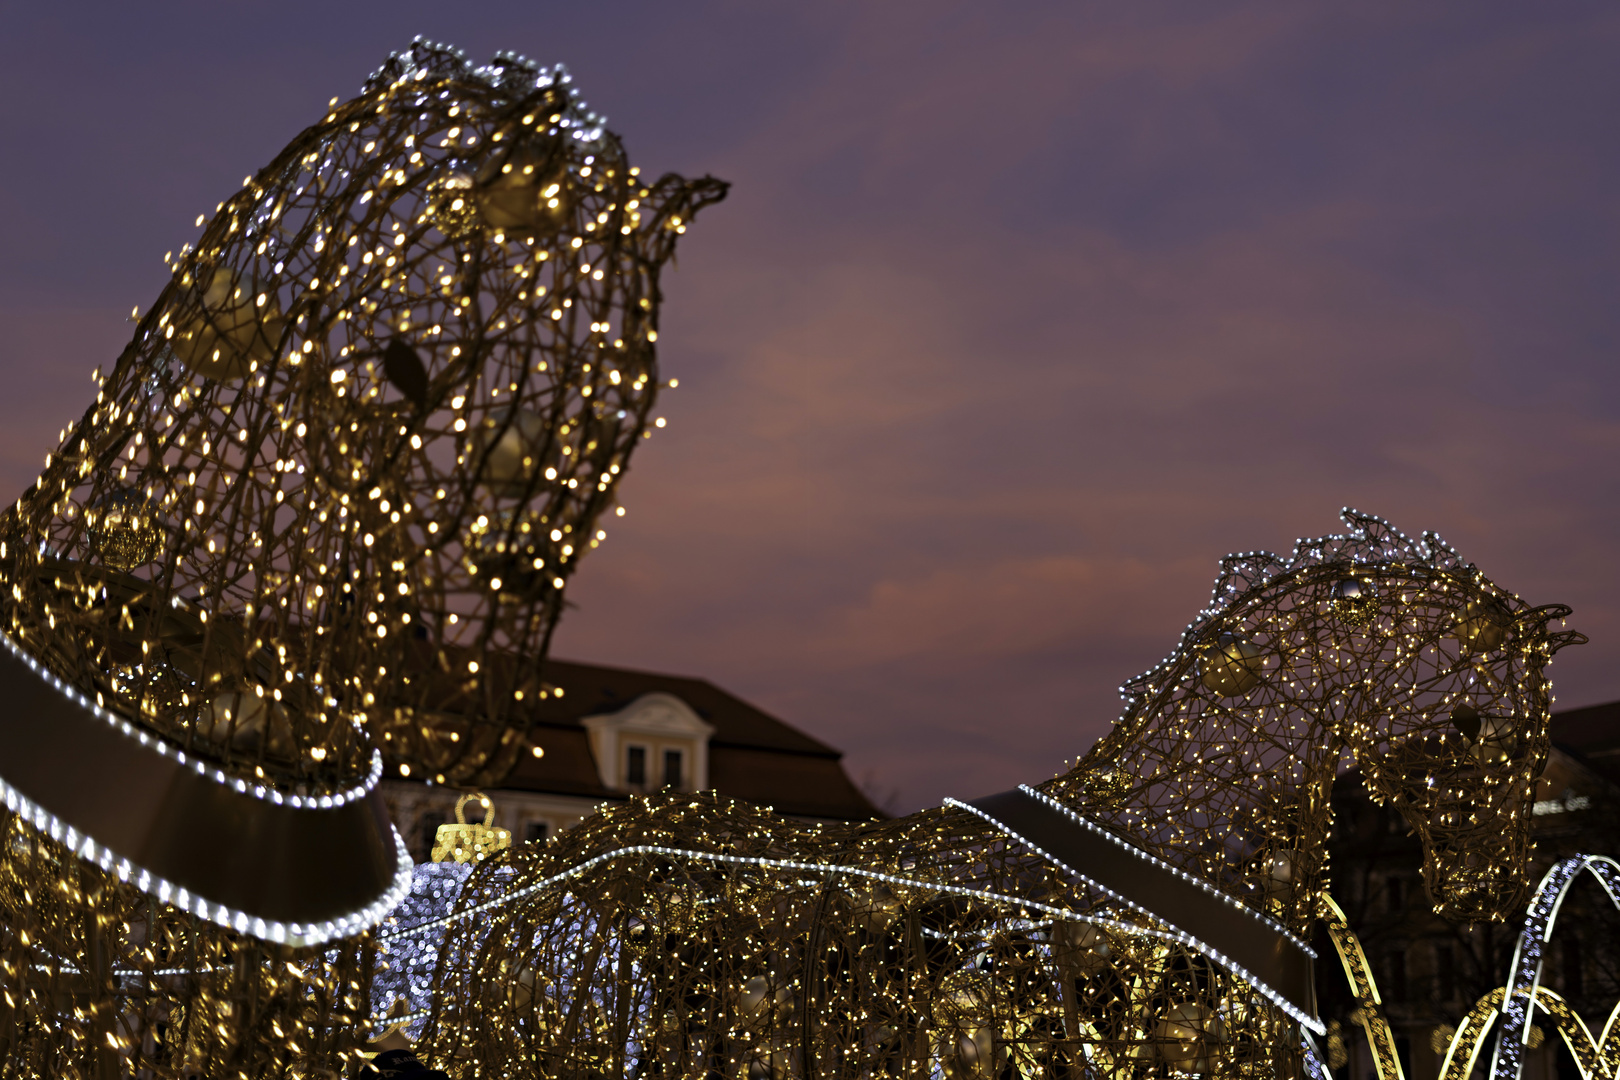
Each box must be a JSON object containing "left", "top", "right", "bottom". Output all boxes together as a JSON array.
[{"left": 1421, "top": 823, "right": 1530, "bottom": 922}]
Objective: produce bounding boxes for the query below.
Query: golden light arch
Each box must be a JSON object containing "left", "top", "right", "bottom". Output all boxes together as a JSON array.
[{"left": 1321, "top": 858, "right": 1620, "bottom": 1080}]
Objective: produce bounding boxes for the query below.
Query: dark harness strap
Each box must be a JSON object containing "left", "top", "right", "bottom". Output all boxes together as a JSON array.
[
  {"left": 0, "top": 636, "right": 400, "bottom": 936},
  {"left": 965, "top": 786, "right": 1318, "bottom": 1025}
]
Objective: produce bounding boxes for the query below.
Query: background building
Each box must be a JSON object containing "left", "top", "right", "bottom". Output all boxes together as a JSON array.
[
  {"left": 1322, "top": 703, "right": 1620, "bottom": 1080},
  {"left": 381, "top": 658, "right": 880, "bottom": 862}
]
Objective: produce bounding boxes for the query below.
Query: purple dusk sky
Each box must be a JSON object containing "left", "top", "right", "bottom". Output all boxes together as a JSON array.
[{"left": 2, "top": 4, "right": 1617, "bottom": 812}]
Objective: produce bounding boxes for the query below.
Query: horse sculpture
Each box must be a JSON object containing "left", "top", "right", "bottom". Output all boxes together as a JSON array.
[
  {"left": 402, "top": 511, "right": 1583, "bottom": 1080},
  {"left": 0, "top": 40, "right": 722, "bottom": 1077}
]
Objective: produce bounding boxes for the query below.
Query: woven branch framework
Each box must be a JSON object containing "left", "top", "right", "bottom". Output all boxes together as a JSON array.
[
  {"left": 412, "top": 511, "right": 1582, "bottom": 1080},
  {"left": 0, "top": 40, "right": 723, "bottom": 1077}
]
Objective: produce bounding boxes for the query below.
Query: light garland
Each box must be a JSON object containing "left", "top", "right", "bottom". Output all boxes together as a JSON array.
[
  {"left": 372, "top": 860, "right": 477, "bottom": 1038},
  {"left": 1489, "top": 855, "right": 1620, "bottom": 1080},
  {"left": 1318, "top": 856, "right": 1620, "bottom": 1080},
  {"left": 0, "top": 761, "right": 412, "bottom": 948}
]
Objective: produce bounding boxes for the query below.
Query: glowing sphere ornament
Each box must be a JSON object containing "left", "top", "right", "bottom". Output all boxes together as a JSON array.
[
  {"left": 427, "top": 172, "right": 481, "bottom": 240},
  {"left": 1330, "top": 576, "right": 1377, "bottom": 627},
  {"left": 1085, "top": 769, "right": 1130, "bottom": 806},
  {"left": 474, "top": 131, "right": 574, "bottom": 235},
  {"left": 1199, "top": 630, "right": 1267, "bottom": 696},
  {"left": 169, "top": 266, "right": 287, "bottom": 381},
  {"left": 87, "top": 487, "right": 163, "bottom": 570},
  {"left": 1455, "top": 598, "right": 1511, "bottom": 651},
  {"left": 1152, "top": 1002, "right": 1228, "bottom": 1074}
]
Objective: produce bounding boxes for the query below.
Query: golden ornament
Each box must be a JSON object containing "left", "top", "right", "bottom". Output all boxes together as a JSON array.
[
  {"left": 1199, "top": 631, "right": 1267, "bottom": 696},
  {"left": 88, "top": 487, "right": 162, "bottom": 570},
  {"left": 431, "top": 792, "right": 512, "bottom": 863}
]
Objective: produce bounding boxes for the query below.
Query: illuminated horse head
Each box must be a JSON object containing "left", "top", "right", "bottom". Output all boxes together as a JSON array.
[
  {"left": 1051, "top": 508, "right": 1584, "bottom": 925},
  {"left": 0, "top": 39, "right": 723, "bottom": 798}
]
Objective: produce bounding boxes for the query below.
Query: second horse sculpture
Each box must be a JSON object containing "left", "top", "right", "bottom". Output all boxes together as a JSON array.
[{"left": 408, "top": 510, "right": 1582, "bottom": 1079}]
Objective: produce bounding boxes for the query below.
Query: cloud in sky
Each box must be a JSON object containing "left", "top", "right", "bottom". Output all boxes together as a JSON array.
[{"left": 1, "top": 2, "right": 1617, "bottom": 810}]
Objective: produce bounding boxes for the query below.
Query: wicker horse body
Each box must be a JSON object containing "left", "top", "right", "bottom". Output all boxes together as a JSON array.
[{"left": 413, "top": 512, "right": 1580, "bottom": 1080}]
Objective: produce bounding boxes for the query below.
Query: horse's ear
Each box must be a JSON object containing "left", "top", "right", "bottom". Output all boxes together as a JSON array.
[
  {"left": 635, "top": 174, "right": 730, "bottom": 258},
  {"left": 1211, "top": 552, "right": 1284, "bottom": 604},
  {"left": 1516, "top": 603, "right": 1587, "bottom": 653},
  {"left": 1548, "top": 629, "right": 1588, "bottom": 654}
]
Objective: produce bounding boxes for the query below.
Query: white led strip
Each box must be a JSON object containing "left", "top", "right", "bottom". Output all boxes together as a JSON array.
[
  {"left": 372, "top": 840, "right": 1320, "bottom": 1039},
  {"left": 0, "top": 630, "right": 413, "bottom": 947},
  {"left": 382, "top": 842, "right": 1214, "bottom": 948},
  {"left": 947, "top": 795, "right": 1324, "bottom": 1034},
  {"left": 0, "top": 767, "right": 412, "bottom": 947},
  {"left": 0, "top": 629, "right": 382, "bottom": 809},
  {"left": 1015, "top": 785, "right": 1311, "bottom": 951}
]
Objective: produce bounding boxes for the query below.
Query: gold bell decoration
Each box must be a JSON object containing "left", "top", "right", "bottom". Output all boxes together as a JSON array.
[
  {"left": 87, "top": 487, "right": 163, "bottom": 571},
  {"left": 431, "top": 792, "right": 512, "bottom": 864}
]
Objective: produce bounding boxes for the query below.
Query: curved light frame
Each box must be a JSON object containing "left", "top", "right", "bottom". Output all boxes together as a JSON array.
[
  {"left": 1490, "top": 854, "right": 1620, "bottom": 1080},
  {"left": 0, "top": 629, "right": 411, "bottom": 946},
  {"left": 1318, "top": 863, "right": 1620, "bottom": 1080}
]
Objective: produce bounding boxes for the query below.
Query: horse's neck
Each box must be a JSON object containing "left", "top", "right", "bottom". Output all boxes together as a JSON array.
[{"left": 1046, "top": 683, "right": 1340, "bottom": 912}]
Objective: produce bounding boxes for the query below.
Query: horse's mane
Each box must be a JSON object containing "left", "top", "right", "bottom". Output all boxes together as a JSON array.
[
  {"left": 362, "top": 38, "right": 608, "bottom": 144},
  {"left": 1118, "top": 508, "right": 1468, "bottom": 703}
]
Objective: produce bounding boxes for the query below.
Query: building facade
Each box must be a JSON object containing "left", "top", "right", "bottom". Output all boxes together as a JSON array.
[{"left": 381, "top": 658, "right": 879, "bottom": 863}]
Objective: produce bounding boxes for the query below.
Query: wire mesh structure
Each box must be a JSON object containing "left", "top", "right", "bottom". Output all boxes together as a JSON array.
[
  {"left": 0, "top": 39, "right": 723, "bottom": 1077},
  {"left": 413, "top": 511, "right": 1584, "bottom": 1080}
]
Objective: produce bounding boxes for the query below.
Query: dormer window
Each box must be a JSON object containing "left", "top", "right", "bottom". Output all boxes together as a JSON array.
[{"left": 582, "top": 692, "right": 715, "bottom": 796}]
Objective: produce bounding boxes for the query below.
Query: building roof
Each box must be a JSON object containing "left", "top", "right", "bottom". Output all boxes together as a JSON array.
[
  {"left": 1549, "top": 699, "right": 1620, "bottom": 784},
  {"left": 495, "top": 658, "right": 880, "bottom": 822}
]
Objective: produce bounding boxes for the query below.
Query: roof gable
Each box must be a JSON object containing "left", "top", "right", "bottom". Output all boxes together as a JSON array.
[{"left": 534, "top": 658, "right": 841, "bottom": 757}]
